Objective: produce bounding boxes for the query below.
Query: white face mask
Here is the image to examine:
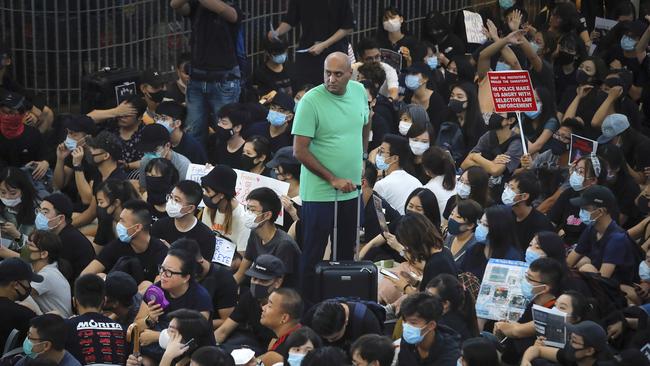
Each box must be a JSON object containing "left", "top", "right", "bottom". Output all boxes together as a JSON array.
[
  {"left": 398, "top": 121, "right": 411, "bottom": 136},
  {"left": 409, "top": 140, "right": 429, "bottom": 156},
  {"left": 383, "top": 18, "right": 401, "bottom": 33},
  {"left": 456, "top": 181, "right": 471, "bottom": 199},
  {"left": 158, "top": 329, "right": 170, "bottom": 349},
  {"left": 0, "top": 196, "right": 22, "bottom": 208},
  {"left": 165, "top": 198, "right": 185, "bottom": 218},
  {"left": 243, "top": 209, "right": 263, "bottom": 229}
]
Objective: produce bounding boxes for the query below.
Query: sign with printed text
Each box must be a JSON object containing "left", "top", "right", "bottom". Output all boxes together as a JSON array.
[
  {"left": 185, "top": 164, "right": 290, "bottom": 225},
  {"left": 475, "top": 258, "right": 529, "bottom": 321},
  {"left": 488, "top": 71, "right": 537, "bottom": 113},
  {"left": 463, "top": 10, "right": 487, "bottom": 44},
  {"left": 212, "top": 236, "right": 236, "bottom": 266}
]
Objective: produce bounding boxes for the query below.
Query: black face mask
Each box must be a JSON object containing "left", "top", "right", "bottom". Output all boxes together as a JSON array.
[
  {"left": 250, "top": 282, "right": 271, "bottom": 300},
  {"left": 214, "top": 126, "right": 234, "bottom": 142},
  {"left": 576, "top": 69, "right": 591, "bottom": 85},
  {"left": 203, "top": 194, "right": 221, "bottom": 210},
  {"left": 145, "top": 176, "right": 173, "bottom": 205},
  {"left": 548, "top": 137, "right": 568, "bottom": 155},
  {"left": 487, "top": 113, "right": 506, "bottom": 130},
  {"left": 638, "top": 196, "right": 650, "bottom": 214},
  {"left": 240, "top": 155, "right": 258, "bottom": 171},
  {"left": 147, "top": 90, "right": 165, "bottom": 103},
  {"left": 96, "top": 203, "right": 113, "bottom": 223},
  {"left": 556, "top": 51, "right": 575, "bottom": 65},
  {"left": 448, "top": 99, "right": 466, "bottom": 114},
  {"left": 445, "top": 71, "right": 458, "bottom": 84}
]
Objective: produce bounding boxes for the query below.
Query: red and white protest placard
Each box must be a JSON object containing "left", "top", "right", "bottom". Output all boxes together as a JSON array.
[{"left": 488, "top": 70, "right": 537, "bottom": 113}]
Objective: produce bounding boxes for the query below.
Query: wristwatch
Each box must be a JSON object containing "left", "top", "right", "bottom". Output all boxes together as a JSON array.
[{"left": 363, "top": 152, "right": 369, "bottom": 161}]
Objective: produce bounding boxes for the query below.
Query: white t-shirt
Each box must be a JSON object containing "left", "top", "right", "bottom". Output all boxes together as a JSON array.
[
  {"left": 374, "top": 170, "right": 422, "bottom": 214},
  {"left": 424, "top": 175, "right": 456, "bottom": 223},
  {"left": 201, "top": 203, "right": 251, "bottom": 251},
  {"left": 351, "top": 61, "right": 399, "bottom": 98},
  {"left": 31, "top": 262, "right": 72, "bottom": 318}
]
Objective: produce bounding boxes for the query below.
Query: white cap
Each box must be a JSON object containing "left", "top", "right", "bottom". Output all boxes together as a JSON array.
[{"left": 231, "top": 348, "right": 256, "bottom": 365}]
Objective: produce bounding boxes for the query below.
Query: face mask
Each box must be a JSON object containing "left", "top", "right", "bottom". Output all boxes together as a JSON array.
[
  {"left": 425, "top": 56, "right": 438, "bottom": 70},
  {"left": 240, "top": 155, "right": 258, "bottom": 172},
  {"left": 96, "top": 204, "right": 113, "bottom": 223},
  {"left": 272, "top": 53, "right": 287, "bottom": 64},
  {"left": 293, "top": 99, "right": 300, "bottom": 112},
  {"left": 456, "top": 182, "right": 471, "bottom": 199},
  {"left": 405, "top": 75, "right": 421, "bottom": 91},
  {"left": 569, "top": 171, "right": 585, "bottom": 191},
  {"left": 457, "top": 358, "right": 463, "bottom": 366},
  {"left": 563, "top": 341, "right": 583, "bottom": 362},
  {"left": 20, "top": 245, "right": 35, "bottom": 263},
  {"left": 145, "top": 176, "right": 173, "bottom": 205},
  {"left": 1, "top": 196, "right": 21, "bottom": 208},
  {"left": 250, "top": 282, "right": 271, "bottom": 299},
  {"left": 447, "top": 218, "right": 467, "bottom": 236},
  {"left": 487, "top": 113, "right": 506, "bottom": 130},
  {"left": 445, "top": 71, "right": 458, "bottom": 84},
  {"left": 383, "top": 18, "right": 401, "bottom": 33},
  {"left": 156, "top": 119, "right": 174, "bottom": 133},
  {"left": 287, "top": 352, "right": 305, "bottom": 366},
  {"left": 520, "top": 279, "right": 544, "bottom": 302},
  {"left": 530, "top": 41, "right": 540, "bottom": 54},
  {"left": 579, "top": 208, "right": 596, "bottom": 225},
  {"left": 556, "top": 51, "right": 575, "bottom": 65},
  {"left": 64, "top": 136, "right": 78, "bottom": 151},
  {"left": 499, "top": 0, "right": 514, "bottom": 9},
  {"left": 448, "top": 99, "right": 466, "bottom": 114},
  {"left": 525, "top": 248, "right": 542, "bottom": 265},
  {"left": 402, "top": 322, "right": 429, "bottom": 345},
  {"left": 398, "top": 121, "right": 411, "bottom": 136},
  {"left": 158, "top": 329, "right": 170, "bottom": 349},
  {"left": 576, "top": 69, "right": 590, "bottom": 85},
  {"left": 639, "top": 261, "right": 650, "bottom": 281},
  {"left": 203, "top": 194, "right": 221, "bottom": 210},
  {"left": 606, "top": 170, "right": 618, "bottom": 184},
  {"left": 143, "top": 151, "right": 162, "bottom": 161},
  {"left": 23, "top": 338, "right": 44, "bottom": 359},
  {"left": 524, "top": 103, "right": 542, "bottom": 119},
  {"left": 475, "top": 223, "right": 488, "bottom": 242},
  {"left": 215, "top": 125, "right": 234, "bottom": 141},
  {"left": 165, "top": 198, "right": 186, "bottom": 219},
  {"left": 147, "top": 90, "right": 165, "bottom": 103},
  {"left": 267, "top": 109, "right": 286, "bottom": 126},
  {"left": 243, "top": 210, "right": 262, "bottom": 230},
  {"left": 495, "top": 61, "right": 511, "bottom": 71},
  {"left": 637, "top": 195, "right": 650, "bottom": 214},
  {"left": 375, "top": 154, "right": 391, "bottom": 171},
  {"left": 35, "top": 212, "right": 53, "bottom": 231},
  {"left": 116, "top": 222, "right": 135, "bottom": 243},
  {"left": 548, "top": 137, "right": 568, "bottom": 155},
  {"left": 501, "top": 185, "right": 518, "bottom": 206},
  {"left": 409, "top": 140, "right": 429, "bottom": 156},
  {"left": 0, "top": 114, "right": 25, "bottom": 139},
  {"left": 620, "top": 35, "right": 637, "bottom": 51}
]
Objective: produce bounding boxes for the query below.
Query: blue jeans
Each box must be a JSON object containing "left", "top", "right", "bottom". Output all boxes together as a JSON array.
[{"left": 185, "top": 70, "right": 241, "bottom": 144}]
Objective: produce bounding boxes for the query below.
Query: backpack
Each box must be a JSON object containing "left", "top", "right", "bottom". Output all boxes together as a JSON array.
[
  {"left": 575, "top": 271, "right": 627, "bottom": 317},
  {"left": 435, "top": 121, "right": 466, "bottom": 165},
  {"left": 331, "top": 297, "right": 386, "bottom": 332}
]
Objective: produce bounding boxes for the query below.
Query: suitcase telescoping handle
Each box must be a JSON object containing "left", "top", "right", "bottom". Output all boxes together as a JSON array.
[{"left": 333, "top": 186, "right": 362, "bottom": 262}]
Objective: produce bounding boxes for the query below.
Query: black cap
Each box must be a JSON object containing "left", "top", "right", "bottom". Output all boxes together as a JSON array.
[
  {"left": 570, "top": 185, "right": 616, "bottom": 211},
  {"left": 86, "top": 130, "right": 123, "bottom": 161},
  {"left": 105, "top": 271, "right": 138, "bottom": 304},
  {"left": 566, "top": 321, "right": 612, "bottom": 360},
  {"left": 155, "top": 101, "right": 187, "bottom": 123},
  {"left": 266, "top": 91, "right": 295, "bottom": 112},
  {"left": 245, "top": 254, "right": 286, "bottom": 280},
  {"left": 201, "top": 164, "right": 237, "bottom": 198},
  {"left": 406, "top": 62, "right": 430, "bottom": 76},
  {"left": 138, "top": 123, "right": 170, "bottom": 152},
  {"left": 0, "top": 90, "right": 26, "bottom": 110},
  {"left": 140, "top": 69, "right": 165, "bottom": 88},
  {"left": 43, "top": 192, "right": 73, "bottom": 219},
  {"left": 266, "top": 146, "right": 299, "bottom": 169},
  {"left": 64, "top": 115, "right": 96, "bottom": 135},
  {"left": 0, "top": 258, "right": 43, "bottom": 283}
]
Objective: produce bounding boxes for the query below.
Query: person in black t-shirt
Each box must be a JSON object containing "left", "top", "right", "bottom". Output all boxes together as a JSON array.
[
  {"left": 165, "top": 52, "right": 190, "bottom": 105},
  {"left": 170, "top": 0, "right": 242, "bottom": 144},
  {"left": 93, "top": 179, "right": 140, "bottom": 250},
  {"left": 251, "top": 39, "right": 293, "bottom": 97},
  {"left": 143, "top": 158, "right": 179, "bottom": 221},
  {"left": 82, "top": 200, "right": 167, "bottom": 284},
  {"left": 103, "top": 271, "right": 141, "bottom": 330},
  {"left": 151, "top": 180, "right": 216, "bottom": 260},
  {"left": 155, "top": 101, "right": 207, "bottom": 164},
  {"left": 0, "top": 258, "right": 42, "bottom": 349},
  {"left": 65, "top": 275, "right": 126, "bottom": 366},
  {"left": 207, "top": 103, "right": 248, "bottom": 169},
  {"left": 246, "top": 91, "right": 294, "bottom": 155}
]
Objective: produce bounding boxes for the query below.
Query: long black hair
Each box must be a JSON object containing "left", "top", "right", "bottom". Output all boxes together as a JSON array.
[
  {"left": 405, "top": 187, "right": 441, "bottom": 229},
  {"left": 485, "top": 205, "right": 520, "bottom": 258},
  {"left": 426, "top": 274, "right": 479, "bottom": 337},
  {"left": 0, "top": 167, "right": 37, "bottom": 225}
]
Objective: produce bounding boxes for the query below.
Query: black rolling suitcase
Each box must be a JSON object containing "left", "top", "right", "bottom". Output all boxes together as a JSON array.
[
  {"left": 314, "top": 188, "right": 378, "bottom": 302},
  {"left": 80, "top": 67, "right": 141, "bottom": 113}
]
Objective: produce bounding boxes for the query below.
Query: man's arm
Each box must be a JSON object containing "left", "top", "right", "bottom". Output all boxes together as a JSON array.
[
  {"left": 215, "top": 317, "right": 239, "bottom": 344},
  {"left": 81, "top": 259, "right": 106, "bottom": 276},
  {"left": 469, "top": 153, "right": 507, "bottom": 177},
  {"left": 520, "top": 345, "right": 559, "bottom": 366},
  {"left": 170, "top": 0, "right": 191, "bottom": 15},
  {"left": 233, "top": 258, "right": 252, "bottom": 284},
  {"left": 566, "top": 250, "right": 582, "bottom": 268},
  {"left": 198, "top": 0, "right": 237, "bottom": 23},
  {"left": 308, "top": 28, "right": 353, "bottom": 55},
  {"left": 213, "top": 307, "right": 235, "bottom": 329},
  {"left": 293, "top": 135, "right": 354, "bottom": 192},
  {"left": 86, "top": 101, "right": 137, "bottom": 123}
]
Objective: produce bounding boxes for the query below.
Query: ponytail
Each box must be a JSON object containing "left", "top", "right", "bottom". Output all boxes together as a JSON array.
[{"left": 422, "top": 147, "right": 457, "bottom": 191}]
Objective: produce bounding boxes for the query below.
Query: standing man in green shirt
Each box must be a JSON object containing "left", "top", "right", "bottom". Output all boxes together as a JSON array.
[{"left": 292, "top": 52, "right": 370, "bottom": 302}]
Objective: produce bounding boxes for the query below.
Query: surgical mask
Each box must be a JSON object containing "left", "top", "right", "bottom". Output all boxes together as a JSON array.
[
  {"left": 409, "top": 140, "right": 429, "bottom": 156},
  {"left": 250, "top": 282, "right": 271, "bottom": 299},
  {"left": 243, "top": 210, "right": 262, "bottom": 230},
  {"left": 20, "top": 245, "right": 35, "bottom": 263},
  {"left": 501, "top": 185, "right": 518, "bottom": 206},
  {"left": 402, "top": 322, "right": 428, "bottom": 345},
  {"left": 499, "top": 0, "right": 514, "bottom": 9},
  {"left": 495, "top": 61, "right": 511, "bottom": 71},
  {"left": 448, "top": 99, "right": 466, "bottom": 114},
  {"left": 375, "top": 154, "right": 391, "bottom": 171},
  {"left": 524, "top": 103, "right": 542, "bottom": 119},
  {"left": 158, "top": 329, "right": 170, "bottom": 349},
  {"left": 267, "top": 109, "right": 286, "bottom": 126},
  {"left": 287, "top": 352, "right": 305, "bottom": 366},
  {"left": 143, "top": 152, "right": 162, "bottom": 161},
  {"left": 425, "top": 56, "right": 438, "bottom": 70},
  {"left": 521, "top": 279, "right": 544, "bottom": 302},
  {"left": 293, "top": 99, "right": 300, "bottom": 112},
  {"left": 447, "top": 218, "right": 466, "bottom": 236},
  {"left": 1, "top": 196, "right": 21, "bottom": 208},
  {"left": 272, "top": 53, "right": 287, "bottom": 64},
  {"left": 525, "top": 248, "right": 542, "bottom": 265},
  {"left": 569, "top": 171, "right": 585, "bottom": 191},
  {"left": 64, "top": 136, "right": 78, "bottom": 151},
  {"left": 405, "top": 75, "right": 421, "bottom": 90},
  {"left": 530, "top": 41, "right": 540, "bottom": 54},
  {"left": 620, "top": 35, "right": 637, "bottom": 51},
  {"left": 165, "top": 198, "right": 185, "bottom": 218},
  {"left": 640, "top": 261, "right": 650, "bottom": 281},
  {"left": 579, "top": 208, "right": 596, "bottom": 225},
  {"left": 456, "top": 182, "right": 471, "bottom": 199},
  {"left": 474, "top": 223, "right": 488, "bottom": 242},
  {"left": 398, "top": 121, "right": 411, "bottom": 136},
  {"left": 23, "top": 338, "right": 44, "bottom": 359},
  {"left": 383, "top": 18, "right": 401, "bottom": 33},
  {"left": 147, "top": 90, "right": 165, "bottom": 103},
  {"left": 156, "top": 118, "right": 174, "bottom": 133},
  {"left": 116, "top": 222, "right": 134, "bottom": 243},
  {"left": 35, "top": 212, "right": 53, "bottom": 231}
]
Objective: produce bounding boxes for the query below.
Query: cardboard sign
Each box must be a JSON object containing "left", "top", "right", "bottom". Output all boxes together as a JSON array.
[
  {"left": 488, "top": 71, "right": 538, "bottom": 113},
  {"left": 463, "top": 10, "right": 487, "bottom": 44},
  {"left": 212, "top": 236, "right": 236, "bottom": 267},
  {"left": 569, "top": 134, "right": 598, "bottom": 164},
  {"left": 115, "top": 82, "right": 137, "bottom": 105}
]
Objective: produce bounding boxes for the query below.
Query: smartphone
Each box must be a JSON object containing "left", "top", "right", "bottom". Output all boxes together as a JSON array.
[
  {"left": 380, "top": 268, "right": 399, "bottom": 280},
  {"left": 183, "top": 338, "right": 195, "bottom": 349}
]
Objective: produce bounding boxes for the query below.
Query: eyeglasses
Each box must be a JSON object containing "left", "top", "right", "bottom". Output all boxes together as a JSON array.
[{"left": 158, "top": 265, "right": 185, "bottom": 278}]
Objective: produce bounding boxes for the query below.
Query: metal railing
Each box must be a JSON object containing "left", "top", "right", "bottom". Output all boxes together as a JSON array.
[{"left": 0, "top": 0, "right": 540, "bottom": 112}]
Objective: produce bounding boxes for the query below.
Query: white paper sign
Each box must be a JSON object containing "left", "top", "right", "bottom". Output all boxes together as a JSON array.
[
  {"left": 185, "top": 164, "right": 290, "bottom": 225},
  {"left": 463, "top": 10, "right": 487, "bottom": 44},
  {"left": 475, "top": 258, "right": 529, "bottom": 321},
  {"left": 212, "top": 236, "right": 236, "bottom": 266},
  {"left": 594, "top": 16, "right": 617, "bottom": 32}
]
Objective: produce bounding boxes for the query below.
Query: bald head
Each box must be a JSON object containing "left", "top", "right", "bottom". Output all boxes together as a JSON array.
[{"left": 324, "top": 52, "right": 353, "bottom": 95}]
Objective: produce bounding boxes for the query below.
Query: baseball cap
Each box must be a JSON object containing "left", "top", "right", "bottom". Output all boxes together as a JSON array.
[
  {"left": 566, "top": 321, "right": 612, "bottom": 360},
  {"left": 245, "top": 254, "right": 286, "bottom": 280},
  {"left": 266, "top": 146, "right": 299, "bottom": 169},
  {"left": 105, "top": 271, "right": 138, "bottom": 305},
  {"left": 86, "top": 130, "right": 123, "bottom": 161},
  {"left": 597, "top": 113, "right": 629, "bottom": 144},
  {"left": 265, "top": 91, "right": 295, "bottom": 112},
  {"left": 0, "top": 90, "right": 26, "bottom": 111},
  {"left": 64, "top": 115, "right": 96, "bottom": 135},
  {"left": 405, "top": 62, "right": 430, "bottom": 76},
  {"left": 140, "top": 69, "right": 165, "bottom": 88},
  {"left": 570, "top": 185, "right": 616, "bottom": 210},
  {"left": 138, "top": 123, "right": 170, "bottom": 152},
  {"left": 201, "top": 164, "right": 237, "bottom": 198},
  {"left": 0, "top": 258, "right": 43, "bottom": 283},
  {"left": 43, "top": 192, "right": 73, "bottom": 219},
  {"left": 155, "top": 101, "right": 187, "bottom": 123}
]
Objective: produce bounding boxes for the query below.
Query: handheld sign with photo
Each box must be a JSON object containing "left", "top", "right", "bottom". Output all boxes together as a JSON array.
[
  {"left": 475, "top": 258, "right": 529, "bottom": 321},
  {"left": 115, "top": 81, "right": 137, "bottom": 105},
  {"left": 569, "top": 134, "right": 598, "bottom": 164},
  {"left": 380, "top": 48, "right": 402, "bottom": 72},
  {"left": 532, "top": 304, "right": 568, "bottom": 348},
  {"left": 488, "top": 70, "right": 537, "bottom": 156},
  {"left": 373, "top": 195, "right": 390, "bottom": 233},
  {"left": 212, "top": 236, "right": 236, "bottom": 267},
  {"left": 463, "top": 10, "right": 487, "bottom": 44}
]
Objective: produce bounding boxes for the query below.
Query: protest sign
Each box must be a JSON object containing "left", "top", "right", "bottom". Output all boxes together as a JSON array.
[
  {"left": 212, "top": 236, "right": 236, "bottom": 267},
  {"left": 533, "top": 305, "right": 567, "bottom": 348},
  {"left": 373, "top": 195, "right": 390, "bottom": 233},
  {"left": 185, "top": 164, "right": 290, "bottom": 225},
  {"left": 488, "top": 70, "right": 537, "bottom": 113},
  {"left": 463, "top": 10, "right": 487, "bottom": 44},
  {"left": 380, "top": 48, "right": 402, "bottom": 72},
  {"left": 569, "top": 134, "right": 598, "bottom": 164},
  {"left": 115, "top": 81, "right": 137, "bottom": 105},
  {"left": 475, "top": 258, "right": 529, "bottom": 321}
]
